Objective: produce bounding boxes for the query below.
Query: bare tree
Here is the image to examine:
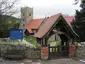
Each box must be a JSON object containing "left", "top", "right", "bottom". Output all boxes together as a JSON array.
[{"left": 0, "top": 0, "right": 19, "bottom": 16}]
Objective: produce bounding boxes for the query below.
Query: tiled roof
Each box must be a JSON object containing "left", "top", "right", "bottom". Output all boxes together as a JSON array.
[
  {"left": 26, "top": 18, "right": 44, "bottom": 33},
  {"left": 26, "top": 15, "right": 75, "bottom": 33},
  {"left": 34, "top": 13, "right": 61, "bottom": 38},
  {"left": 65, "top": 16, "right": 75, "bottom": 24}
]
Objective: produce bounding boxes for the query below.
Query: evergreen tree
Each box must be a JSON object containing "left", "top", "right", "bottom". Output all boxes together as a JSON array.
[
  {"left": 71, "top": 0, "right": 85, "bottom": 41},
  {"left": 0, "top": 0, "right": 20, "bottom": 38}
]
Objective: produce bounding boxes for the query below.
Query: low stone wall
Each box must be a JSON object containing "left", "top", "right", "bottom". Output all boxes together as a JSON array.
[
  {"left": 25, "top": 48, "right": 41, "bottom": 59},
  {"left": 76, "top": 43, "right": 85, "bottom": 59},
  {"left": 0, "top": 42, "right": 41, "bottom": 59},
  {"left": 69, "top": 42, "right": 85, "bottom": 60}
]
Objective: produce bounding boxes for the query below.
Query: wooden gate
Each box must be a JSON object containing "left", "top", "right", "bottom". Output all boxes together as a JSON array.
[{"left": 48, "top": 44, "right": 69, "bottom": 59}]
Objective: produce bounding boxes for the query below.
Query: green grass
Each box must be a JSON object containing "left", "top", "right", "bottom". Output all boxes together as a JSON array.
[
  {"left": 7, "top": 39, "right": 20, "bottom": 43},
  {"left": 48, "top": 41, "right": 61, "bottom": 46},
  {"left": 24, "top": 36, "right": 41, "bottom": 49},
  {"left": 48, "top": 41, "right": 52, "bottom": 44},
  {"left": 55, "top": 41, "right": 61, "bottom": 46},
  {"left": 24, "top": 36, "right": 37, "bottom": 46}
]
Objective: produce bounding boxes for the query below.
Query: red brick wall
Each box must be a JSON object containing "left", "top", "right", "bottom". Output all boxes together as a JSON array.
[{"left": 69, "top": 44, "right": 76, "bottom": 56}]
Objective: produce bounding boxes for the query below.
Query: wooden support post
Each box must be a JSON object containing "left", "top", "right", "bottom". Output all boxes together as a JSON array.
[{"left": 48, "top": 44, "right": 50, "bottom": 60}]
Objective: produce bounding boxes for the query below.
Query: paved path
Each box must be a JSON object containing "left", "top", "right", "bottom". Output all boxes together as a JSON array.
[
  {"left": 0, "top": 58, "right": 84, "bottom": 64},
  {"left": 44, "top": 58, "right": 84, "bottom": 64}
]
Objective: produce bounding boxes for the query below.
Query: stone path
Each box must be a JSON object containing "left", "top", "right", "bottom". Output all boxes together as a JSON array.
[{"left": 0, "top": 58, "right": 84, "bottom": 64}]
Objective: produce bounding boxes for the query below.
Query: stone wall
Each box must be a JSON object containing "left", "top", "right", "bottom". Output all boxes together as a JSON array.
[
  {"left": 76, "top": 42, "right": 85, "bottom": 59},
  {"left": 69, "top": 42, "right": 85, "bottom": 60},
  {"left": 0, "top": 42, "right": 41, "bottom": 59},
  {"left": 25, "top": 48, "right": 41, "bottom": 59}
]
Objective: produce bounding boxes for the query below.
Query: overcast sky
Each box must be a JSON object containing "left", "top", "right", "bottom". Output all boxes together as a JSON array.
[{"left": 16, "top": 0, "right": 80, "bottom": 18}]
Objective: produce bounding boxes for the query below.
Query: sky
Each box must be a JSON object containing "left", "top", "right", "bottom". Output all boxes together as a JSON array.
[{"left": 15, "top": 0, "right": 81, "bottom": 18}]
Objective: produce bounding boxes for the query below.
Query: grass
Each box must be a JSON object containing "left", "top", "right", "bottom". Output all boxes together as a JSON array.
[
  {"left": 48, "top": 41, "right": 52, "bottom": 44},
  {"left": 6, "top": 36, "right": 40, "bottom": 48},
  {"left": 8, "top": 40, "right": 20, "bottom": 42},
  {"left": 55, "top": 41, "right": 61, "bottom": 46},
  {"left": 24, "top": 37, "right": 61, "bottom": 49},
  {"left": 3, "top": 38, "right": 20, "bottom": 43},
  {"left": 24, "top": 36, "right": 41, "bottom": 49},
  {"left": 48, "top": 41, "right": 61, "bottom": 46},
  {"left": 24, "top": 36, "right": 37, "bottom": 46}
]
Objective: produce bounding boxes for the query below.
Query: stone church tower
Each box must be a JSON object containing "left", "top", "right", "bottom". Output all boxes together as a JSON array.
[{"left": 20, "top": 7, "right": 33, "bottom": 29}]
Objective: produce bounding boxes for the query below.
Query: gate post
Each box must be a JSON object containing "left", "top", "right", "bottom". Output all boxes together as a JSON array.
[
  {"left": 41, "top": 45, "right": 49, "bottom": 60},
  {"left": 57, "top": 46, "right": 60, "bottom": 58},
  {"left": 48, "top": 44, "right": 50, "bottom": 60}
]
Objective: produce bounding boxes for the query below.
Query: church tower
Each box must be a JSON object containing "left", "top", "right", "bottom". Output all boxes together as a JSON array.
[{"left": 20, "top": 7, "right": 33, "bottom": 29}]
